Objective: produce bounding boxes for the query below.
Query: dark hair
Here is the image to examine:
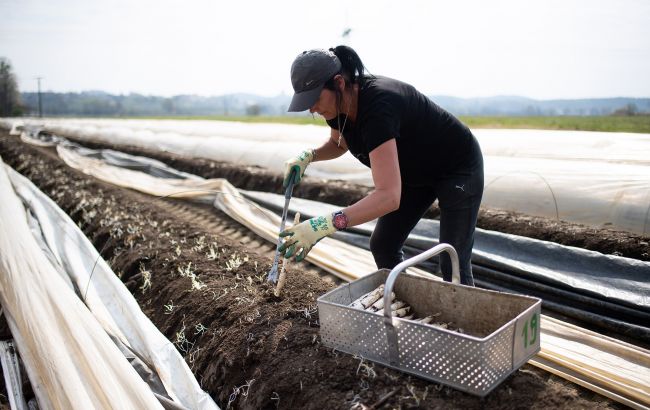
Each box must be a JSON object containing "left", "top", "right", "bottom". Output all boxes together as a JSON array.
[
  {"left": 323, "top": 45, "right": 370, "bottom": 91},
  {"left": 323, "top": 46, "right": 371, "bottom": 119}
]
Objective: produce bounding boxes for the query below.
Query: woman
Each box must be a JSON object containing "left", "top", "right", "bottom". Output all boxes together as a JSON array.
[{"left": 278, "top": 46, "right": 483, "bottom": 286}]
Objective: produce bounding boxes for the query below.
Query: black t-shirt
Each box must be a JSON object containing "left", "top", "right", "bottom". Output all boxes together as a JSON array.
[{"left": 326, "top": 76, "right": 477, "bottom": 186}]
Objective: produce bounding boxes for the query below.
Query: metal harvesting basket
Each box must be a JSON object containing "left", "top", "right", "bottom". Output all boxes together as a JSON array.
[{"left": 317, "top": 244, "right": 541, "bottom": 396}]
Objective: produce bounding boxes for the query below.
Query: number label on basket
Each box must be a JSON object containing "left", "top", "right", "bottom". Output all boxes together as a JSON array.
[
  {"left": 521, "top": 313, "right": 538, "bottom": 348},
  {"left": 513, "top": 309, "right": 541, "bottom": 367}
]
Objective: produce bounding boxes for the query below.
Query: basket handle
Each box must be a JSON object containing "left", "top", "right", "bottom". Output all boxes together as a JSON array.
[{"left": 382, "top": 243, "right": 460, "bottom": 366}]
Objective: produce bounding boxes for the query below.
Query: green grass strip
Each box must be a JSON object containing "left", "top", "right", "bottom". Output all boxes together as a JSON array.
[{"left": 132, "top": 115, "right": 650, "bottom": 133}]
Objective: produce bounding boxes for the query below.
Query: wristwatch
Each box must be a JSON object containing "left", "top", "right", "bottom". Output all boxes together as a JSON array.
[{"left": 332, "top": 210, "right": 349, "bottom": 230}]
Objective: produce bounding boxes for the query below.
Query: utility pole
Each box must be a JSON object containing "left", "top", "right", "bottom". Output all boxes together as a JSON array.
[{"left": 35, "top": 77, "right": 43, "bottom": 117}]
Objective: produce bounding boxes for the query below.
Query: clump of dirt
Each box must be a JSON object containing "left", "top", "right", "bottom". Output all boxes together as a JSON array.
[
  {"left": 0, "top": 133, "right": 627, "bottom": 409},
  {"left": 65, "top": 136, "right": 650, "bottom": 261}
]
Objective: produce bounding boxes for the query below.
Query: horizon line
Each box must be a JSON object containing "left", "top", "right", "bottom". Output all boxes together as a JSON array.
[{"left": 17, "top": 90, "right": 650, "bottom": 102}]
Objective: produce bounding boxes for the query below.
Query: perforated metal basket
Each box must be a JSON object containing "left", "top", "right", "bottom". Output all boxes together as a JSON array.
[{"left": 317, "top": 244, "right": 541, "bottom": 396}]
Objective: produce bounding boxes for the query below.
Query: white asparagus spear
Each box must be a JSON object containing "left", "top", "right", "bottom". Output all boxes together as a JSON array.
[
  {"left": 274, "top": 213, "right": 300, "bottom": 297},
  {"left": 370, "top": 292, "right": 395, "bottom": 310},
  {"left": 350, "top": 285, "right": 385, "bottom": 309},
  {"left": 393, "top": 306, "right": 411, "bottom": 317},
  {"left": 414, "top": 312, "right": 441, "bottom": 323},
  {"left": 359, "top": 285, "right": 385, "bottom": 308},
  {"left": 389, "top": 300, "right": 406, "bottom": 311},
  {"left": 350, "top": 286, "right": 379, "bottom": 309}
]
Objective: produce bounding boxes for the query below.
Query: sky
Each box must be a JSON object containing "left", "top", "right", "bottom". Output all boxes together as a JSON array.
[{"left": 1, "top": 0, "right": 649, "bottom": 100}]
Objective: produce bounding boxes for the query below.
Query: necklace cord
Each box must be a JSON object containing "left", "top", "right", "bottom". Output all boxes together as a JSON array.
[{"left": 336, "top": 87, "right": 351, "bottom": 147}]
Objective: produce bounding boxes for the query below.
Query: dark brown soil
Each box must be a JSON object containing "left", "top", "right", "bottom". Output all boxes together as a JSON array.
[
  {"left": 66, "top": 136, "right": 650, "bottom": 262},
  {"left": 0, "top": 133, "right": 629, "bottom": 409}
]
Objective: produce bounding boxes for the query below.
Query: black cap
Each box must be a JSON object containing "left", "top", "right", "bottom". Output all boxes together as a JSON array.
[{"left": 288, "top": 49, "right": 342, "bottom": 112}]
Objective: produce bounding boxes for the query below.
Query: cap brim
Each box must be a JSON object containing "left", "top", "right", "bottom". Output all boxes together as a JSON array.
[{"left": 287, "top": 86, "right": 323, "bottom": 112}]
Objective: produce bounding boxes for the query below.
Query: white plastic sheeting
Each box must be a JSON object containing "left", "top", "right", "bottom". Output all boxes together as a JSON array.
[
  {"left": 0, "top": 159, "right": 163, "bottom": 409},
  {"left": 4, "top": 117, "right": 650, "bottom": 235},
  {"left": 0, "top": 159, "right": 220, "bottom": 409},
  {"left": 536, "top": 317, "right": 650, "bottom": 408},
  {"left": 2, "top": 118, "right": 649, "bottom": 234},
  {"left": 0, "top": 340, "right": 29, "bottom": 410}
]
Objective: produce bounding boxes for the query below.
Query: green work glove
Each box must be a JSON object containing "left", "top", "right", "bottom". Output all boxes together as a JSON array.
[
  {"left": 279, "top": 214, "right": 337, "bottom": 262},
  {"left": 283, "top": 150, "right": 314, "bottom": 187}
]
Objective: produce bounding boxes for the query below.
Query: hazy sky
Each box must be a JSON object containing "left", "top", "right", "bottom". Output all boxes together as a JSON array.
[{"left": 1, "top": 0, "right": 649, "bottom": 99}]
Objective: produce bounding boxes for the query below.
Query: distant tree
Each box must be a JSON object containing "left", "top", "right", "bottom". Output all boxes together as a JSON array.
[
  {"left": 246, "top": 104, "right": 261, "bottom": 116},
  {"left": 612, "top": 103, "right": 637, "bottom": 116},
  {"left": 0, "top": 57, "right": 23, "bottom": 116},
  {"left": 524, "top": 105, "right": 541, "bottom": 116},
  {"left": 163, "top": 98, "right": 175, "bottom": 115}
]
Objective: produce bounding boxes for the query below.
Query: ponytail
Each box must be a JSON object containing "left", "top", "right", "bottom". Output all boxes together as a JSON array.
[
  {"left": 323, "top": 45, "right": 370, "bottom": 121},
  {"left": 323, "top": 45, "right": 371, "bottom": 91}
]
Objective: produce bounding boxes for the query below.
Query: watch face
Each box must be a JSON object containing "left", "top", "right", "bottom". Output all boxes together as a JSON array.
[{"left": 333, "top": 213, "right": 347, "bottom": 230}]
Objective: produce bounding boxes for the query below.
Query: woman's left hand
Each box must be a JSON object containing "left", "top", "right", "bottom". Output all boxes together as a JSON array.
[{"left": 279, "top": 214, "right": 337, "bottom": 261}]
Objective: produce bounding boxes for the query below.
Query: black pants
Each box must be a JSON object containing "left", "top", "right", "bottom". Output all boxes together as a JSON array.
[{"left": 369, "top": 137, "right": 484, "bottom": 286}]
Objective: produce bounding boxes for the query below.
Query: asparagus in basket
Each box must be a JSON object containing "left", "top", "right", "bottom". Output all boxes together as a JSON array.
[
  {"left": 350, "top": 284, "right": 385, "bottom": 309},
  {"left": 349, "top": 286, "right": 464, "bottom": 332},
  {"left": 350, "top": 285, "right": 409, "bottom": 316}
]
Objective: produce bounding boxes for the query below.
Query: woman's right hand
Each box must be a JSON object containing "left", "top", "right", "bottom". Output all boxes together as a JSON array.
[{"left": 283, "top": 150, "right": 314, "bottom": 187}]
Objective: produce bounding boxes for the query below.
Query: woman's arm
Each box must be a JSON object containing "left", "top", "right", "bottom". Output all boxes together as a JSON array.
[
  {"left": 342, "top": 138, "right": 401, "bottom": 226},
  {"left": 312, "top": 128, "right": 349, "bottom": 162},
  {"left": 283, "top": 129, "right": 347, "bottom": 186},
  {"left": 278, "top": 137, "right": 401, "bottom": 262}
]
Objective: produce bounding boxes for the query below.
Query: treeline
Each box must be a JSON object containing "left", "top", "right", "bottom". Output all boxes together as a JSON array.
[
  {"left": 432, "top": 96, "right": 650, "bottom": 116},
  {"left": 19, "top": 91, "right": 650, "bottom": 118},
  {"left": 20, "top": 91, "right": 291, "bottom": 117}
]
